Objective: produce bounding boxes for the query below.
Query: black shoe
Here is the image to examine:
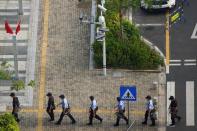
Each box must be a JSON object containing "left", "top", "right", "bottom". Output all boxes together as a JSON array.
[
  {"left": 72, "top": 121, "right": 76, "bottom": 124},
  {"left": 49, "top": 119, "right": 54, "bottom": 122},
  {"left": 87, "top": 123, "right": 92, "bottom": 126},
  {"left": 114, "top": 124, "right": 119, "bottom": 127},
  {"left": 177, "top": 117, "right": 181, "bottom": 121},
  {"left": 142, "top": 121, "right": 147, "bottom": 125},
  {"left": 16, "top": 119, "right": 20, "bottom": 123},
  {"left": 100, "top": 119, "right": 103, "bottom": 123},
  {"left": 169, "top": 124, "right": 175, "bottom": 127},
  {"left": 55, "top": 122, "right": 61, "bottom": 125},
  {"left": 126, "top": 120, "right": 129, "bottom": 125},
  {"left": 149, "top": 124, "right": 156, "bottom": 127}
]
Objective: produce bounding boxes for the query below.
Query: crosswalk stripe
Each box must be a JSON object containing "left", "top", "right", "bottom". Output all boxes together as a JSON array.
[
  {"left": 167, "top": 81, "right": 175, "bottom": 125},
  {"left": 186, "top": 81, "right": 195, "bottom": 126}
]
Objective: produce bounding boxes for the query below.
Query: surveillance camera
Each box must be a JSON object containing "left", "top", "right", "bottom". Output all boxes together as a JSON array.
[
  {"left": 98, "top": 4, "right": 107, "bottom": 12},
  {"left": 99, "top": 28, "right": 109, "bottom": 32},
  {"left": 96, "top": 34, "right": 105, "bottom": 40},
  {"left": 98, "top": 16, "right": 105, "bottom": 24},
  {"left": 79, "top": 12, "right": 83, "bottom": 23}
]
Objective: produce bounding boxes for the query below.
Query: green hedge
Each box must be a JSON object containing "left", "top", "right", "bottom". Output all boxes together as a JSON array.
[
  {"left": 93, "top": 0, "right": 164, "bottom": 69},
  {"left": 0, "top": 113, "right": 20, "bottom": 131}
]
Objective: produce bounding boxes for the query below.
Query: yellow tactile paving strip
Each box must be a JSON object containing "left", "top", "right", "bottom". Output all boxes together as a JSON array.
[{"left": 37, "top": 0, "right": 50, "bottom": 130}]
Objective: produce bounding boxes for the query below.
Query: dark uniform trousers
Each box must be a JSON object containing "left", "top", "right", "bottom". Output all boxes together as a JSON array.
[
  {"left": 169, "top": 100, "right": 181, "bottom": 125},
  {"left": 57, "top": 108, "right": 76, "bottom": 124},
  {"left": 144, "top": 109, "right": 155, "bottom": 125},
  {"left": 12, "top": 110, "right": 19, "bottom": 122},
  {"left": 46, "top": 107, "right": 54, "bottom": 120},
  {"left": 115, "top": 110, "right": 128, "bottom": 125},
  {"left": 170, "top": 108, "right": 181, "bottom": 124},
  {"left": 46, "top": 96, "right": 55, "bottom": 120},
  {"left": 12, "top": 97, "right": 20, "bottom": 122},
  {"left": 89, "top": 108, "right": 102, "bottom": 124}
]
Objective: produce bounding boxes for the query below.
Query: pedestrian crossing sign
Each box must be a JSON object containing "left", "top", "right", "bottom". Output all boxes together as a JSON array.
[{"left": 120, "top": 85, "right": 136, "bottom": 101}]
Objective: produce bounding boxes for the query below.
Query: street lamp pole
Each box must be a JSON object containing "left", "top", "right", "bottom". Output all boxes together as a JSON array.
[
  {"left": 100, "top": 0, "right": 106, "bottom": 76},
  {"left": 79, "top": 0, "right": 107, "bottom": 76}
]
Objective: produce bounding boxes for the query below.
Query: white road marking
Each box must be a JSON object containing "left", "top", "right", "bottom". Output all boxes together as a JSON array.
[
  {"left": 184, "top": 59, "right": 196, "bottom": 62},
  {"left": 191, "top": 23, "right": 197, "bottom": 39},
  {"left": 166, "top": 65, "right": 169, "bottom": 74},
  {"left": 186, "top": 81, "right": 195, "bottom": 126},
  {"left": 184, "top": 63, "right": 196, "bottom": 66},
  {"left": 136, "top": 23, "right": 165, "bottom": 27},
  {"left": 169, "top": 63, "right": 181, "bottom": 66},
  {"left": 170, "top": 60, "right": 181, "bottom": 62},
  {"left": 167, "top": 81, "right": 175, "bottom": 125}
]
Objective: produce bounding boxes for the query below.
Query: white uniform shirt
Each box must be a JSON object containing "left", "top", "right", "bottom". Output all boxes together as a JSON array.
[
  {"left": 90, "top": 99, "right": 97, "bottom": 110},
  {"left": 61, "top": 98, "right": 69, "bottom": 109},
  {"left": 118, "top": 100, "right": 125, "bottom": 110},
  {"left": 146, "top": 99, "right": 154, "bottom": 110}
]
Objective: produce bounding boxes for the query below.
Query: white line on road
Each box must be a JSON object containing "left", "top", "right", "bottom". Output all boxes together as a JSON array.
[
  {"left": 169, "top": 63, "right": 181, "bottom": 66},
  {"left": 184, "top": 59, "right": 196, "bottom": 62},
  {"left": 170, "top": 60, "right": 181, "bottom": 62},
  {"left": 184, "top": 63, "right": 196, "bottom": 66},
  {"left": 136, "top": 23, "right": 165, "bottom": 27},
  {"left": 167, "top": 81, "right": 175, "bottom": 125},
  {"left": 186, "top": 81, "right": 195, "bottom": 126},
  {"left": 166, "top": 65, "right": 169, "bottom": 74}
]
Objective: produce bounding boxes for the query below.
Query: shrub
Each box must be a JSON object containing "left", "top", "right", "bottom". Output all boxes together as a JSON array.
[
  {"left": 0, "top": 113, "right": 20, "bottom": 131},
  {"left": 93, "top": 0, "right": 164, "bottom": 69}
]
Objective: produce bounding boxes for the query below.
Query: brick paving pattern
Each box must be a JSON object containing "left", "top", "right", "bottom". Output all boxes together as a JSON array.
[{"left": 2, "top": 0, "right": 166, "bottom": 130}]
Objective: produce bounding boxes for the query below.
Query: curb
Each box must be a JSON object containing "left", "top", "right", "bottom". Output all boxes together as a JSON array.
[{"left": 141, "top": 36, "right": 165, "bottom": 58}]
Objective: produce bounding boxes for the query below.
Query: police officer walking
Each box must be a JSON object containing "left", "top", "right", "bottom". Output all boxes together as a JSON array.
[
  {"left": 168, "top": 96, "right": 181, "bottom": 127},
  {"left": 55, "top": 94, "right": 76, "bottom": 125},
  {"left": 46, "top": 92, "right": 55, "bottom": 121},
  {"left": 87, "top": 96, "right": 103, "bottom": 125},
  {"left": 142, "top": 95, "right": 156, "bottom": 126},
  {"left": 10, "top": 92, "right": 20, "bottom": 122},
  {"left": 114, "top": 97, "right": 128, "bottom": 126}
]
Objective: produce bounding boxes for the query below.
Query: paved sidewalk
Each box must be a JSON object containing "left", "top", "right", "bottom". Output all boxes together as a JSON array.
[{"left": 9, "top": 0, "right": 166, "bottom": 130}]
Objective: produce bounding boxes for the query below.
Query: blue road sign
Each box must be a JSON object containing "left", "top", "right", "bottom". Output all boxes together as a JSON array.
[{"left": 120, "top": 85, "right": 136, "bottom": 101}]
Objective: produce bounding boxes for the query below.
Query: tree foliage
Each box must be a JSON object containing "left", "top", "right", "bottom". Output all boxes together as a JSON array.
[
  {"left": 93, "top": 0, "right": 164, "bottom": 70},
  {"left": 0, "top": 61, "right": 13, "bottom": 80},
  {"left": 0, "top": 113, "right": 20, "bottom": 131}
]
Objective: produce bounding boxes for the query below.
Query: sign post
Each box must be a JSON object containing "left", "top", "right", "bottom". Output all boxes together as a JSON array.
[{"left": 120, "top": 85, "right": 137, "bottom": 126}]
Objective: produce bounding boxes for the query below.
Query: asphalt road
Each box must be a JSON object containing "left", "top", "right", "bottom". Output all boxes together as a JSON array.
[
  {"left": 167, "top": 0, "right": 197, "bottom": 131},
  {"left": 133, "top": 0, "right": 197, "bottom": 131}
]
